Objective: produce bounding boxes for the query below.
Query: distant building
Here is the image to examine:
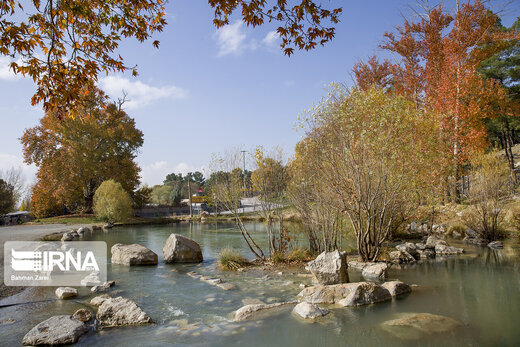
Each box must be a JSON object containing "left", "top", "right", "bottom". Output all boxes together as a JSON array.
[{"left": 0, "top": 211, "right": 34, "bottom": 226}]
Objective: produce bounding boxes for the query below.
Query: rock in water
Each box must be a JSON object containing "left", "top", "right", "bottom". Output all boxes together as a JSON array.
[
  {"left": 382, "top": 281, "right": 412, "bottom": 296},
  {"left": 111, "top": 243, "right": 158, "bottom": 265},
  {"left": 305, "top": 250, "right": 348, "bottom": 285},
  {"left": 390, "top": 250, "right": 416, "bottom": 264},
  {"left": 90, "top": 294, "right": 111, "bottom": 306},
  {"left": 292, "top": 302, "right": 329, "bottom": 319},
  {"left": 425, "top": 236, "right": 447, "bottom": 248},
  {"left": 361, "top": 263, "right": 388, "bottom": 280},
  {"left": 488, "top": 241, "right": 503, "bottom": 249},
  {"left": 337, "top": 282, "right": 392, "bottom": 307},
  {"left": 55, "top": 287, "right": 78, "bottom": 299},
  {"left": 73, "top": 309, "right": 93, "bottom": 322},
  {"left": 396, "top": 243, "right": 419, "bottom": 259},
  {"left": 91, "top": 280, "right": 116, "bottom": 293},
  {"left": 381, "top": 313, "right": 462, "bottom": 340},
  {"left": 297, "top": 282, "right": 391, "bottom": 306},
  {"left": 234, "top": 302, "right": 297, "bottom": 321},
  {"left": 96, "top": 297, "right": 153, "bottom": 326},
  {"left": 163, "top": 234, "right": 203, "bottom": 263},
  {"left": 435, "top": 244, "right": 463, "bottom": 255},
  {"left": 22, "top": 315, "right": 87, "bottom": 345}
]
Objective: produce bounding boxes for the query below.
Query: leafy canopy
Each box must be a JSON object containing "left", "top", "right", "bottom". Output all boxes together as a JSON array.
[{"left": 1, "top": 0, "right": 341, "bottom": 116}]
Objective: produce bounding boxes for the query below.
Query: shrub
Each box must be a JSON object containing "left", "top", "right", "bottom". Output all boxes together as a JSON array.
[
  {"left": 463, "top": 151, "right": 511, "bottom": 241},
  {"left": 93, "top": 180, "right": 133, "bottom": 223},
  {"left": 217, "top": 247, "right": 250, "bottom": 271},
  {"left": 286, "top": 247, "right": 311, "bottom": 262}
]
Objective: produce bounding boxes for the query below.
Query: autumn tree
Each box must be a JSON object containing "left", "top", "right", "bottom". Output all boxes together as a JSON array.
[
  {"left": 293, "top": 86, "right": 444, "bottom": 261},
  {"left": 1, "top": 1, "right": 341, "bottom": 116},
  {"left": 354, "top": 1, "right": 519, "bottom": 198},
  {"left": 21, "top": 88, "right": 143, "bottom": 217}
]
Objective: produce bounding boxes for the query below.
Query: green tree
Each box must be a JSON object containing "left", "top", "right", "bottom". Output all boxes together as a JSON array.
[
  {"left": 0, "top": 178, "right": 16, "bottom": 214},
  {"left": 93, "top": 180, "right": 133, "bottom": 223},
  {"left": 479, "top": 17, "right": 520, "bottom": 169}
]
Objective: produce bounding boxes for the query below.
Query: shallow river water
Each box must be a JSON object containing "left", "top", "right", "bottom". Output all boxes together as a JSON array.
[{"left": 1, "top": 222, "right": 520, "bottom": 346}]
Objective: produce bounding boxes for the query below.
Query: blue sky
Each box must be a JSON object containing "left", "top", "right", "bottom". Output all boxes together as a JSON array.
[{"left": 0, "top": 0, "right": 518, "bottom": 186}]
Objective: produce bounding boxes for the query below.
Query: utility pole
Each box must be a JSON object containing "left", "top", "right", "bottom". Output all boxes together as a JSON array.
[
  {"left": 241, "top": 150, "right": 247, "bottom": 193},
  {"left": 187, "top": 174, "right": 193, "bottom": 218}
]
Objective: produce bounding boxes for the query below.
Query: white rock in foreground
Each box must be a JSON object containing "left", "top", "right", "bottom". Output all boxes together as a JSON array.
[
  {"left": 55, "top": 287, "right": 78, "bottom": 299},
  {"left": 234, "top": 302, "right": 297, "bottom": 321},
  {"left": 305, "top": 250, "right": 348, "bottom": 285},
  {"left": 297, "top": 282, "right": 392, "bottom": 307},
  {"left": 22, "top": 315, "right": 87, "bottom": 346},
  {"left": 96, "top": 297, "right": 153, "bottom": 326},
  {"left": 292, "top": 302, "right": 329, "bottom": 319}
]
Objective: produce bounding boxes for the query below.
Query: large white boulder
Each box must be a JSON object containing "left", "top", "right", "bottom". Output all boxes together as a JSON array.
[
  {"left": 96, "top": 296, "right": 153, "bottom": 326},
  {"left": 163, "top": 234, "right": 203, "bottom": 263},
  {"left": 297, "top": 282, "right": 392, "bottom": 307},
  {"left": 305, "top": 250, "right": 348, "bottom": 285},
  {"left": 22, "top": 315, "right": 87, "bottom": 345},
  {"left": 111, "top": 243, "right": 158, "bottom": 265}
]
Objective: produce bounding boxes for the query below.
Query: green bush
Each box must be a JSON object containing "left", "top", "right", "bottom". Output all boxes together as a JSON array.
[
  {"left": 93, "top": 180, "right": 133, "bottom": 223},
  {"left": 217, "top": 247, "right": 250, "bottom": 271}
]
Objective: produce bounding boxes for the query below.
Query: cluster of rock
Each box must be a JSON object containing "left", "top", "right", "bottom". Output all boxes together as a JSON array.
[
  {"left": 109, "top": 234, "right": 203, "bottom": 266},
  {"left": 390, "top": 236, "right": 464, "bottom": 264},
  {"left": 186, "top": 271, "right": 237, "bottom": 290},
  {"left": 463, "top": 229, "right": 504, "bottom": 249},
  {"left": 60, "top": 226, "right": 92, "bottom": 241}
]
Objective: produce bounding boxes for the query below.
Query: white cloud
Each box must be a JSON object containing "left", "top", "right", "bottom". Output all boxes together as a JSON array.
[
  {"left": 98, "top": 76, "right": 187, "bottom": 110},
  {"left": 215, "top": 24, "right": 281, "bottom": 57},
  {"left": 140, "top": 161, "right": 203, "bottom": 186},
  {"left": 284, "top": 80, "right": 295, "bottom": 87},
  {"left": 215, "top": 21, "right": 248, "bottom": 57},
  {"left": 0, "top": 153, "right": 37, "bottom": 184},
  {"left": 0, "top": 56, "right": 23, "bottom": 81},
  {"left": 262, "top": 31, "right": 279, "bottom": 47}
]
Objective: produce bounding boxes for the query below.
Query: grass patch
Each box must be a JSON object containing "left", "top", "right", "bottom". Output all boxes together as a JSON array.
[
  {"left": 217, "top": 247, "right": 250, "bottom": 271},
  {"left": 286, "top": 247, "right": 312, "bottom": 262},
  {"left": 32, "top": 214, "right": 173, "bottom": 226}
]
